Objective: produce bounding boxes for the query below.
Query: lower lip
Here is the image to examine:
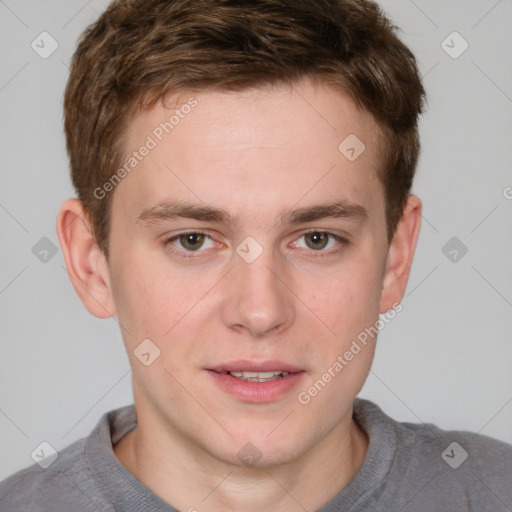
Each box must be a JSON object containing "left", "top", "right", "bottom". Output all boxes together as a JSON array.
[{"left": 206, "top": 370, "right": 306, "bottom": 403}]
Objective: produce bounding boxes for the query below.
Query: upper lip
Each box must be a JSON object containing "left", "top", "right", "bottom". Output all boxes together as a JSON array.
[{"left": 208, "top": 360, "right": 304, "bottom": 373}]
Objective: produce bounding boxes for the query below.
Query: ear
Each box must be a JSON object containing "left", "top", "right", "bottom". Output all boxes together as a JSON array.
[
  {"left": 56, "top": 198, "right": 116, "bottom": 318},
  {"left": 380, "top": 194, "right": 422, "bottom": 313}
]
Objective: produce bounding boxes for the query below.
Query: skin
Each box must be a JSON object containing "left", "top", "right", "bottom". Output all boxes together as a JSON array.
[{"left": 57, "top": 78, "right": 421, "bottom": 512}]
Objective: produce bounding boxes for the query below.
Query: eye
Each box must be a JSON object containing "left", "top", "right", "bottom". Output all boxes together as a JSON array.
[
  {"left": 164, "top": 231, "right": 215, "bottom": 253},
  {"left": 163, "top": 229, "right": 347, "bottom": 260},
  {"left": 292, "top": 231, "right": 345, "bottom": 253}
]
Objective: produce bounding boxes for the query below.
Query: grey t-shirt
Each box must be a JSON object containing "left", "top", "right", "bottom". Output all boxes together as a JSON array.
[{"left": 1, "top": 398, "right": 511, "bottom": 511}]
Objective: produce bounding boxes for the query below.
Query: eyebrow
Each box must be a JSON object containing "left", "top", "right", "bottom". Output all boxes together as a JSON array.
[{"left": 137, "top": 199, "right": 368, "bottom": 227}]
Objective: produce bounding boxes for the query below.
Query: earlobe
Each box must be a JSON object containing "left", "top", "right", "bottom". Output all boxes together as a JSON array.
[
  {"left": 380, "top": 195, "right": 422, "bottom": 313},
  {"left": 56, "top": 198, "right": 116, "bottom": 319}
]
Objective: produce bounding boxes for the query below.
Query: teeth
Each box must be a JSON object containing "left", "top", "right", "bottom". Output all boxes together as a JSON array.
[{"left": 228, "top": 370, "right": 289, "bottom": 382}]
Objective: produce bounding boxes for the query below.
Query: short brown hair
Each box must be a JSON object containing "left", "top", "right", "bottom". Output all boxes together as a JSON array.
[{"left": 64, "top": 0, "right": 426, "bottom": 259}]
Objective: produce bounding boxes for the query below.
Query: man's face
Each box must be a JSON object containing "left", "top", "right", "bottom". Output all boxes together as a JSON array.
[{"left": 107, "top": 80, "right": 392, "bottom": 466}]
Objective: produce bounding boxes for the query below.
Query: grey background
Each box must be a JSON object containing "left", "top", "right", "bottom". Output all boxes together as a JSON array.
[{"left": 0, "top": 0, "right": 511, "bottom": 479}]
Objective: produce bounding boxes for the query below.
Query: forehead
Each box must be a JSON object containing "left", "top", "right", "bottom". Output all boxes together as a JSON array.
[{"left": 114, "top": 80, "right": 384, "bottom": 223}]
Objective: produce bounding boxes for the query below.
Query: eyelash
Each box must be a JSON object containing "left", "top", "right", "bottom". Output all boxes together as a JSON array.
[{"left": 162, "top": 229, "right": 348, "bottom": 260}]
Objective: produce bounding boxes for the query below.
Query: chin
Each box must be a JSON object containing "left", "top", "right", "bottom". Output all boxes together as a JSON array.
[{"left": 205, "top": 427, "right": 312, "bottom": 470}]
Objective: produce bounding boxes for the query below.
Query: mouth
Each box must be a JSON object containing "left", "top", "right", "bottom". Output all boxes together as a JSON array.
[
  {"left": 206, "top": 361, "right": 306, "bottom": 403},
  {"left": 221, "top": 370, "right": 290, "bottom": 382}
]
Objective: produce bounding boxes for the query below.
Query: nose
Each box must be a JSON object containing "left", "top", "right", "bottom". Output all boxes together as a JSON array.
[{"left": 220, "top": 243, "right": 296, "bottom": 339}]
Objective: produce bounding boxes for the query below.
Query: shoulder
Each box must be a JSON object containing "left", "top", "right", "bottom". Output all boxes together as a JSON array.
[
  {"left": 402, "top": 419, "right": 512, "bottom": 509},
  {"left": 0, "top": 438, "right": 97, "bottom": 511},
  {"left": 356, "top": 397, "right": 512, "bottom": 466},
  {"left": 355, "top": 398, "right": 512, "bottom": 510},
  {"left": 397, "top": 411, "right": 512, "bottom": 471},
  {"left": 0, "top": 406, "right": 130, "bottom": 512}
]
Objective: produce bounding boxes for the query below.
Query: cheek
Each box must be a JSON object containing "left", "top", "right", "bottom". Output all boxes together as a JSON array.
[
  {"left": 298, "top": 266, "right": 381, "bottom": 410},
  {"left": 306, "top": 259, "right": 383, "bottom": 343},
  {"left": 109, "top": 251, "right": 179, "bottom": 344},
  {"left": 109, "top": 250, "right": 216, "bottom": 375},
  {"left": 111, "top": 262, "right": 199, "bottom": 399}
]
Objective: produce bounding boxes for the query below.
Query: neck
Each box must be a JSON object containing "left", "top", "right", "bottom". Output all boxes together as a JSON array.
[{"left": 114, "top": 404, "right": 368, "bottom": 512}]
